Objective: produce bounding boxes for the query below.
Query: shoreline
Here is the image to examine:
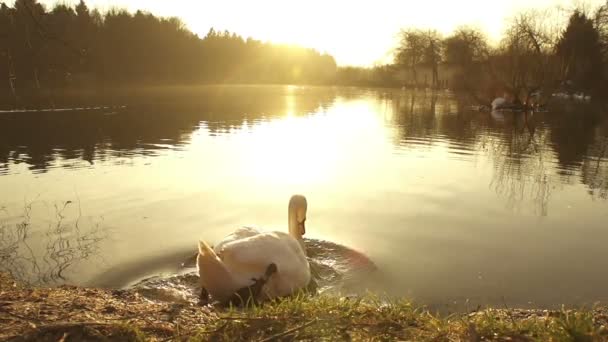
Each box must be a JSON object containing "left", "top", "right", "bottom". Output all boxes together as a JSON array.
[{"left": 1, "top": 272, "right": 607, "bottom": 341}]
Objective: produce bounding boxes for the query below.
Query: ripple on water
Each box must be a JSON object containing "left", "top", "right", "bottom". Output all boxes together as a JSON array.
[{"left": 130, "top": 238, "right": 378, "bottom": 304}]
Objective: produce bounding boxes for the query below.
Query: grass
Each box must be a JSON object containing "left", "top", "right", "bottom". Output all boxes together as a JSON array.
[
  {"left": 1, "top": 200, "right": 607, "bottom": 341},
  {"left": 8, "top": 322, "right": 148, "bottom": 342},
  {"left": 1, "top": 269, "right": 607, "bottom": 341},
  {"left": 186, "top": 295, "right": 608, "bottom": 341}
]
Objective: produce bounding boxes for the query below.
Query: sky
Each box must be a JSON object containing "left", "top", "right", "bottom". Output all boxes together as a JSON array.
[{"left": 17, "top": 0, "right": 608, "bottom": 66}]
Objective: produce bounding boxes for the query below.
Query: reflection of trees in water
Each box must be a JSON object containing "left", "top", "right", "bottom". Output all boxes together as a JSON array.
[
  {"left": 0, "top": 201, "right": 107, "bottom": 286},
  {"left": 483, "top": 113, "right": 557, "bottom": 215},
  {"left": 0, "top": 86, "right": 336, "bottom": 174},
  {"left": 545, "top": 106, "right": 608, "bottom": 200},
  {"left": 388, "top": 91, "right": 608, "bottom": 212},
  {"left": 392, "top": 91, "right": 442, "bottom": 145},
  {"left": 545, "top": 108, "right": 603, "bottom": 170},
  {"left": 392, "top": 91, "right": 484, "bottom": 153},
  {"left": 581, "top": 134, "right": 608, "bottom": 200}
]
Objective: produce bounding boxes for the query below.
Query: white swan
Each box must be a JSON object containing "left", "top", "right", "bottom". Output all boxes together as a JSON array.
[
  {"left": 197, "top": 195, "right": 311, "bottom": 303},
  {"left": 491, "top": 97, "right": 511, "bottom": 110}
]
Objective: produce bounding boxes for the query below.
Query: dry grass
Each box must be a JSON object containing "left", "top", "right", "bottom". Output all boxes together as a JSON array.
[{"left": 1, "top": 272, "right": 608, "bottom": 341}]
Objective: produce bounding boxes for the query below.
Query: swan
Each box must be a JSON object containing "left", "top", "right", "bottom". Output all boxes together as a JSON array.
[
  {"left": 197, "top": 195, "right": 311, "bottom": 304},
  {"left": 491, "top": 97, "right": 509, "bottom": 110}
]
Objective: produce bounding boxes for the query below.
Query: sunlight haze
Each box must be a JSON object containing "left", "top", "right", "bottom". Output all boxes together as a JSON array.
[
  {"left": 15, "top": 0, "right": 608, "bottom": 65},
  {"left": 3, "top": 0, "right": 608, "bottom": 336}
]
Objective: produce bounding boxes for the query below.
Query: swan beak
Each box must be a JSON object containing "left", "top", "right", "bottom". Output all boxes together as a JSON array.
[{"left": 299, "top": 221, "right": 306, "bottom": 236}]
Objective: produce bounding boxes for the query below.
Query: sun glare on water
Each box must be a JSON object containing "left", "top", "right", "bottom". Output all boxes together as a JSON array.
[{"left": 186, "top": 95, "right": 389, "bottom": 193}]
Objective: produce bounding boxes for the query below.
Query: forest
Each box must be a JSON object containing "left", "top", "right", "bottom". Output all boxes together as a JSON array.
[
  {"left": 0, "top": 0, "right": 337, "bottom": 106},
  {"left": 1, "top": 0, "right": 608, "bottom": 108}
]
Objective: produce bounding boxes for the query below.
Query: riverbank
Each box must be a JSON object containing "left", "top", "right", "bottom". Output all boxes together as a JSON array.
[{"left": 1, "top": 272, "right": 607, "bottom": 341}]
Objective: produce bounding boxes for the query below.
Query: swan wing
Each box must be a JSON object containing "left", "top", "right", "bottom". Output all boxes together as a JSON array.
[
  {"left": 218, "top": 231, "right": 310, "bottom": 295},
  {"left": 214, "top": 226, "right": 260, "bottom": 254}
]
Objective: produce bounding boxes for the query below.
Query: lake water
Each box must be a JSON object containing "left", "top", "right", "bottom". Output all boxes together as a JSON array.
[{"left": 1, "top": 85, "right": 607, "bottom": 310}]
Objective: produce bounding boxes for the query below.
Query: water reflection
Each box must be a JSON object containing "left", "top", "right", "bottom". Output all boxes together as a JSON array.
[
  {"left": 582, "top": 136, "right": 608, "bottom": 200},
  {"left": 478, "top": 112, "right": 552, "bottom": 215},
  {"left": 2, "top": 87, "right": 606, "bottom": 205},
  {"left": 0, "top": 201, "right": 107, "bottom": 285},
  {"left": 0, "top": 86, "right": 607, "bottom": 305},
  {"left": 0, "top": 86, "right": 336, "bottom": 174},
  {"left": 389, "top": 91, "right": 608, "bottom": 211}
]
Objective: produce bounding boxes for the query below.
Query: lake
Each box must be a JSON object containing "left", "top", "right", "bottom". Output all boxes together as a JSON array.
[{"left": 1, "top": 85, "right": 607, "bottom": 310}]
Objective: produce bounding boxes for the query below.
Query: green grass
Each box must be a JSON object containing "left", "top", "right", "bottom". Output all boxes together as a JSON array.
[{"left": 182, "top": 294, "right": 607, "bottom": 341}]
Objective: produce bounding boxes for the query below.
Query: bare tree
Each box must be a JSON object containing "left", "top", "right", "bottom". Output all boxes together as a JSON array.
[
  {"left": 395, "top": 29, "right": 426, "bottom": 88},
  {"left": 395, "top": 29, "right": 443, "bottom": 89},
  {"left": 444, "top": 26, "right": 489, "bottom": 102},
  {"left": 489, "top": 9, "right": 562, "bottom": 104},
  {"left": 422, "top": 30, "right": 442, "bottom": 89},
  {"left": 445, "top": 26, "right": 488, "bottom": 68}
]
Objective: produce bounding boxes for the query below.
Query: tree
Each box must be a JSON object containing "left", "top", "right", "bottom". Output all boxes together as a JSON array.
[
  {"left": 0, "top": 0, "right": 339, "bottom": 107},
  {"left": 395, "top": 29, "right": 444, "bottom": 89},
  {"left": 444, "top": 27, "right": 488, "bottom": 68},
  {"left": 395, "top": 29, "right": 426, "bottom": 87},
  {"left": 444, "top": 27, "right": 489, "bottom": 96},
  {"left": 0, "top": 2, "right": 17, "bottom": 102},
  {"left": 422, "top": 30, "right": 442, "bottom": 89},
  {"left": 488, "top": 10, "right": 561, "bottom": 103},
  {"left": 595, "top": 2, "right": 608, "bottom": 81},
  {"left": 75, "top": 0, "right": 88, "bottom": 18},
  {"left": 556, "top": 10, "right": 604, "bottom": 92}
]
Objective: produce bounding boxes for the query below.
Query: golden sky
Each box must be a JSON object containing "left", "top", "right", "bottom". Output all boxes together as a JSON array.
[{"left": 28, "top": 0, "right": 608, "bottom": 66}]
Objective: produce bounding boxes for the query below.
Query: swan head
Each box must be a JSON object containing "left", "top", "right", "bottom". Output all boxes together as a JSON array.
[{"left": 288, "top": 194, "right": 307, "bottom": 239}]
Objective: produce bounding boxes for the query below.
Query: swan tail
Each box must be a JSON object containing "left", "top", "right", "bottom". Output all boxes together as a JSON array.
[
  {"left": 197, "top": 240, "right": 237, "bottom": 302},
  {"left": 198, "top": 240, "right": 216, "bottom": 257}
]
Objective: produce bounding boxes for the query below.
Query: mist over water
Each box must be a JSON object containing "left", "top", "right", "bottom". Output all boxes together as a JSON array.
[{"left": 1, "top": 85, "right": 607, "bottom": 309}]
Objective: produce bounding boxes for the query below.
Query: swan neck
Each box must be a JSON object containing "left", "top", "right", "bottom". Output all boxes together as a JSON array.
[
  {"left": 288, "top": 211, "right": 307, "bottom": 256},
  {"left": 288, "top": 211, "right": 301, "bottom": 240}
]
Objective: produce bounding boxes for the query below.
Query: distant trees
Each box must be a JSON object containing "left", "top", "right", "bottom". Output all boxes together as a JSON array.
[
  {"left": 395, "top": 27, "right": 490, "bottom": 92},
  {"left": 556, "top": 10, "right": 604, "bottom": 92},
  {"left": 335, "top": 64, "right": 399, "bottom": 87},
  {"left": 199, "top": 29, "right": 336, "bottom": 84},
  {"left": 395, "top": 29, "right": 424, "bottom": 87},
  {"left": 0, "top": 3, "right": 16, "bottom": 102},
  {"left": 422, "top": 30, "right": 442, "bottom": 89},
  {"left": 596, "top": 3, "right": 608, "bottom": 65},
  {"left": 2, "top": 0, "right": 608, "bottom": 107},
  {"left": 395, "top": 29, "right": 442, "bottom": 88},
  {"left": 0, "top": 0, "right": 337, "bottom": 107},
  {"left": 444, "top": 27, "right": 488, "bottom": 67},
  {"left": 444, "top": 27, "right": 489, "bottom": 92},
  {"left": 387, "top": 4, "right": 608, "bottom": 102},
  {"left": 487, "top": 10, "right": 561, "bottom": 103}
]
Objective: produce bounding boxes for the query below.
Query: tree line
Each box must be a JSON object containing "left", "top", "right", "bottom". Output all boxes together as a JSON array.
[
  {"left": 2, "top": 0, "right": 608, "bottom": 108},
  {"left": 0, "top": 0, "right": 337, "bottom": 107},
  {"left": 345, "top": 4, "right": 608, "bottom": 104}
]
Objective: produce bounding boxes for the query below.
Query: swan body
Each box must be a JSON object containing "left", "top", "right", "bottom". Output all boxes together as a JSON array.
[
  {"left": 197, "top": 195, "right": 311, "bottom": 303},
  {"left": 491, "top": 97, "right": 509, "bottom": 110}
]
